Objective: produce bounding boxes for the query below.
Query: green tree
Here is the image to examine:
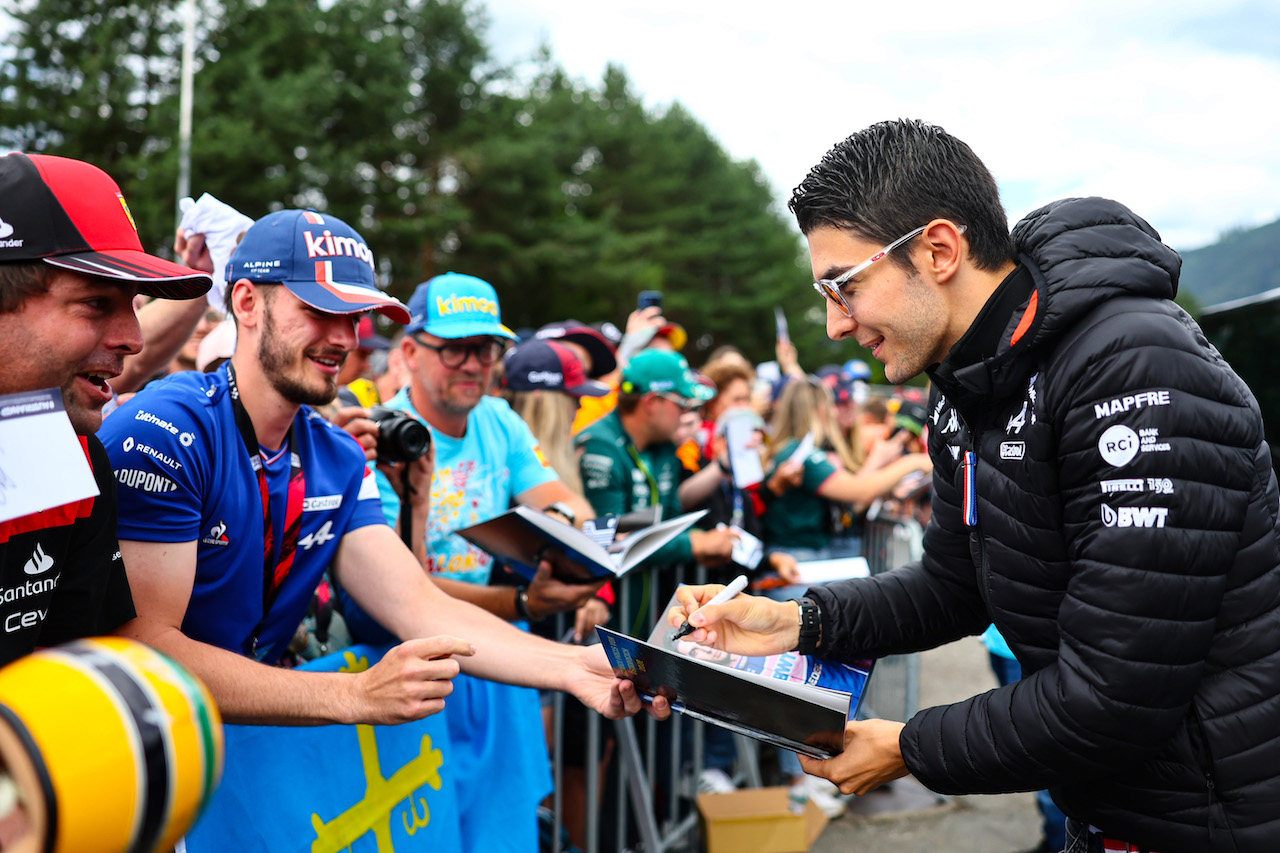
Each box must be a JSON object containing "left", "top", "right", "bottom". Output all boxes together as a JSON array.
[
  {"left": 1, "top": 0, "right": 193, "bottom": 248},
  {"left": 444, "top": 60, "right": 809, "bottom": 364}
]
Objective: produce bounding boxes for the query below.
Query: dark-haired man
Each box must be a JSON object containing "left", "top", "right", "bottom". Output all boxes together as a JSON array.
[
  {"left": 672, "top": 119, "right": 1280, "bottom": 852},
  {"left": 0, "top": 152, "right": 212, "bottom": 667}
]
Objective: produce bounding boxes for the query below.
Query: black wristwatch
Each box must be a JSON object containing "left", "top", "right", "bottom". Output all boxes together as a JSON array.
[
  {"left": 514, "top": 586, "right": 537, "bottom": 622},
  {"left": 795, "top": 597, "right": 822, "bottom": 655},
  {"left": 543, "top": 501, "right": 576, "bottom": 526}
]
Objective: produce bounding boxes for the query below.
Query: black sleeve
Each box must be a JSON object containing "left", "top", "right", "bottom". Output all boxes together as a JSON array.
[{"left": 37, "top": 435, "right": 135, "bottom": 644}]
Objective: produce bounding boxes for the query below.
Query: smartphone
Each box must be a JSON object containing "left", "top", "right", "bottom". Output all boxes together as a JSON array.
[{"left": 637, "top": 290, "right": 663, "bottom": 311}]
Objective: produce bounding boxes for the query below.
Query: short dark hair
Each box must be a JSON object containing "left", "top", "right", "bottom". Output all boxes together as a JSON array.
[
  {"left": 788, "top": 119, "right": 1014, "bottom": 272},
  {"left": 0, "top": 262, "right": 54, "bottom": 314}
]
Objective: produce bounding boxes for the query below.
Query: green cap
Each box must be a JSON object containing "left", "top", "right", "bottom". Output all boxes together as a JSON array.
[{"left": 620, "top": 350, "right": 715, "bottom": 402}]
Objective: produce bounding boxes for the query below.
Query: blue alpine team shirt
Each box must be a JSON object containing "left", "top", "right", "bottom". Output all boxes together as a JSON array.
[{"left": 101, "top": 370, "right": 386, "bottom": 662}]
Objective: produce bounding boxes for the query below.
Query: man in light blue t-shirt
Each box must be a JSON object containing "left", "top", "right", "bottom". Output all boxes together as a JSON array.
[{"left": 340, "top": 272, "right": 603, "bottom": 853}]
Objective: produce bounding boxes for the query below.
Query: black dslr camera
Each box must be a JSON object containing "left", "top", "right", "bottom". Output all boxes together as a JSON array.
[{"left": 368, "top": 406, "right": 431, "bottom": 463}]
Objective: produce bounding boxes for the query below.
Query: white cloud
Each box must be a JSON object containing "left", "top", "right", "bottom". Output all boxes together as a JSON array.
[{"left": 482, "top": 0, "right": 1280, "bottom": 249}]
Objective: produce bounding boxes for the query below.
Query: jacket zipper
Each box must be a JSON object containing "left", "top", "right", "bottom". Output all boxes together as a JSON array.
[
  {"left": 952, "top": 407, "right": 993, "bottom": 604},
  {"left": 1188, "top": 705, "right": 1239, "bottom": 852}
]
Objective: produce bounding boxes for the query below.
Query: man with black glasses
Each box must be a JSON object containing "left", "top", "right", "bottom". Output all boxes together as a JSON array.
[
  {"left": 671, "top": 119, "right": 1280, "bottom": 853},
  {"left": 336, "top": 272, "right": 605, "bottom": 853}
]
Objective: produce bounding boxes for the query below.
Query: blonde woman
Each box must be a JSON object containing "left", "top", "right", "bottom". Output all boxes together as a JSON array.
[{"left": 762, "top": 377, "right": 931, "bottom": 558}]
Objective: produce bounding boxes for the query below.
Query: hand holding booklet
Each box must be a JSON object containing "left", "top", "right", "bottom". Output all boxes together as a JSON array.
[
  {"left": 456, "top": 506, "right": 707, "bottom": 584},
  {"left": 597, "top": 590, "right": 874, "bottom": 759}
]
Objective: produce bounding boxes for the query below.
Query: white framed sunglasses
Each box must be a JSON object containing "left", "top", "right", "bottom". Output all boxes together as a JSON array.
[{"left": 813, "top": 224, "right": 965, "bottom": 317}]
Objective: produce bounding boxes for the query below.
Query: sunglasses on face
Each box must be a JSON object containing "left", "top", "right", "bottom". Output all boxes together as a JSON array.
[
  {"left": 654, "top": 392, "right": 700, "bottom": 412},
  {"left": 813, "top": 224, "right": 965, "bottom": 317},
  {"left": 412, "top": 335, "right": 505, "bottom": 369}
]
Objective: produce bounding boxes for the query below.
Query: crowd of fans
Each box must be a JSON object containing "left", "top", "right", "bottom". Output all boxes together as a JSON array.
[
  {"left": 0, "top": 151, "right": 936, "bottom": 853},
  {"left": 13, "top": 113, "right": 1277, "bottom": 853},
  {"left": 154, "top": 213, "right": 939, "bottom": 841}
]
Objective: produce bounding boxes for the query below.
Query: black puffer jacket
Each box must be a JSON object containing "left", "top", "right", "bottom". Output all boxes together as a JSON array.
[{"left": 809, "top": 198, "right": 1280, "bottom": 852}]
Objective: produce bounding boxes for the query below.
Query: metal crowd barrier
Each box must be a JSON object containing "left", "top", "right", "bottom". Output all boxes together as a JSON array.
[
  {"left": 857, "top": 510, "right": 924, "bottom": 723},
  {"left": 543, "top": 512, "right": 926, "bottom": 853}
]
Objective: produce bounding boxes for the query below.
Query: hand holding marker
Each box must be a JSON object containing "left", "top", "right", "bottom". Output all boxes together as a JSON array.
[{"left": 671, "top": 574, "right": 749, "bottom": 641}]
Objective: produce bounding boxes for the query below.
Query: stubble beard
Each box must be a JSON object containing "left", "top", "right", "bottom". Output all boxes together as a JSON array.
[
  {"left": 882, "top": 270, "right": 947, "bottom": 384},
  {"left": 258, "top": 308, "right": 341, "bottom": 407}
]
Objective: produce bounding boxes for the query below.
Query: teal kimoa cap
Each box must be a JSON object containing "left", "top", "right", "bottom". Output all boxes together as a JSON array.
[
  {"left": 620, "top": 350, "right": 715, "bottom": 402},
  {"left": 404, "top": 272, "right": 518, "bottom": 340}
]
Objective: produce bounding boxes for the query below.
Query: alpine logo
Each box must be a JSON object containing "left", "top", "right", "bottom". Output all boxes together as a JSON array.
[
  {"left": 931, "top": 397, "right": 947, "bottom": 425},
  {"left": 201, "top": 520, "right": 230, "bottom": 547},
  {"left": 23, "top": 543, "right": 54, "bottom": 576},
  {"left": 115, "top": 468, "right": 178, "bottom": 493},
  {"left": 1006, "top": 401, "right": 1029, "bottom": 435},
  {"left": 1005, "top": 374, "right": 1039, "bottom": 435},
  {"left": 1101, "top": 504, "right": 1168, "bottom": 528},
  {"left": 999, "top": 441, "right": 1025, "bottom": 460}
]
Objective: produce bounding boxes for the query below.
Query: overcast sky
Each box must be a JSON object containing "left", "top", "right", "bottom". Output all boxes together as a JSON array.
[{"left": 483, "top": 0, "right": 1280, "bottom": 251}]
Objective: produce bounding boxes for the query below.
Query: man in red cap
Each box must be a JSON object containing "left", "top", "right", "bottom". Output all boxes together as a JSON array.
[{"left": 0, "top": 152, "right": 213, "bottom": 666}]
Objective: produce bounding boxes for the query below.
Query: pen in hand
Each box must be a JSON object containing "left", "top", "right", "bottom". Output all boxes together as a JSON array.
[{"left": 671, "top": 574, "right": 749, "bottom": 641}]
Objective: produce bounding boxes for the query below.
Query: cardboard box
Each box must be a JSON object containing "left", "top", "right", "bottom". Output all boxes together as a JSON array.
[{"left": 697, "top": 787, "right": 829, "bottom": 853}]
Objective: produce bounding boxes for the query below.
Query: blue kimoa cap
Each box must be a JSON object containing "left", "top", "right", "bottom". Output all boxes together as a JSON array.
[
  {"left": 404, "top": 272, "right": 518, "bottom": 340},
  {"left": 225, "top": 209, "right": 410, "bottom": 324}
]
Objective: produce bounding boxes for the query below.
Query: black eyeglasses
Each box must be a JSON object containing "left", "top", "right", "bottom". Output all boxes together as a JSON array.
[{"left": 412, "top": 335, "right": 505, "bottom": 369}]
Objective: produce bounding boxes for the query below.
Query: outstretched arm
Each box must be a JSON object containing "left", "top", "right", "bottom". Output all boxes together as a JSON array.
[
  {"left": 116, "top": 538, "right": 469, "bottom": 726},
  {"left": 333, "top": 523, "right": 667, "bottom": 721}
]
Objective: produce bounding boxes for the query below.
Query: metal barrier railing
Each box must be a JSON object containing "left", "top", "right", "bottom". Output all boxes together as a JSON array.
[
  {"left": 544, "top": 512, "right": 926, "bottom": 853},
  {"left": 857, "top": 511, "right": 924, "bottom": 722}
]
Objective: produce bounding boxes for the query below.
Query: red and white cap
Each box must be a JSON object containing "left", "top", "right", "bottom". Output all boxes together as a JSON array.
[{"left": 0, "top": 152, "right": 212, "bottom": 299}]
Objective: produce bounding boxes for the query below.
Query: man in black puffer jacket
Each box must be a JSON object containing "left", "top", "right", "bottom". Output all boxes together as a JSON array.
[{"left": 669, "top": 119, "right": 1280, "bottom": 853}]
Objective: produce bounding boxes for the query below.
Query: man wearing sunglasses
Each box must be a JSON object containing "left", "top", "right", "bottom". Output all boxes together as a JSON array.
[{"left": 671, "top": 119, "right": 1280, "bottom": 853}]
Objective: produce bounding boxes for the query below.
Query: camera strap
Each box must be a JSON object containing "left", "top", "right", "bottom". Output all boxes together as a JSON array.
[{"left": 225, "top": 363, "right": 307, "bottom": 660}]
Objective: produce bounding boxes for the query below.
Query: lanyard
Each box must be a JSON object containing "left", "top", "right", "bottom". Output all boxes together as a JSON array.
[
  {"left": 625, "top": 444, "right": 660, "bottom": 506},
  {"left": 225, "top": 363, "right": 306, "bottom": 659}
]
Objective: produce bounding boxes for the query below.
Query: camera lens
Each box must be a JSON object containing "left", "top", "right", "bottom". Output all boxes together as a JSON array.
[{"left": 369, "top": 407, "right": 431, "bottom": 462}]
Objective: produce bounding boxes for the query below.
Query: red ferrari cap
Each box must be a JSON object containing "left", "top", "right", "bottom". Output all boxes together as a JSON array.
[{"left": 0, "top": 152, "right": 211, "bottom": 299}]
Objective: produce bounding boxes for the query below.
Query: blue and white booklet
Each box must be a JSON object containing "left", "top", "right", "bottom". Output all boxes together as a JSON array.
[{"left": 597, "top": 589, "right": 874, "bottom": 758}]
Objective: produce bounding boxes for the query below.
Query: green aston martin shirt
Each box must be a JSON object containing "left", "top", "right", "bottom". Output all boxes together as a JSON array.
[{"left": 574, "top": 410, "right": 693, "bottom": 566}]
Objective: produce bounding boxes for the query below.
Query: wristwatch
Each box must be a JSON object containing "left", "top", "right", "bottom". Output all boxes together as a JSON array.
[
  {"left": 795, "top": 597, "right": 822, "bottom": 655},
  {"left": 514, "top": 586, "right": 537, "bottom": 622},
  {"left": 543, "top": 501, "right": 576, "bottom": 526}
]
